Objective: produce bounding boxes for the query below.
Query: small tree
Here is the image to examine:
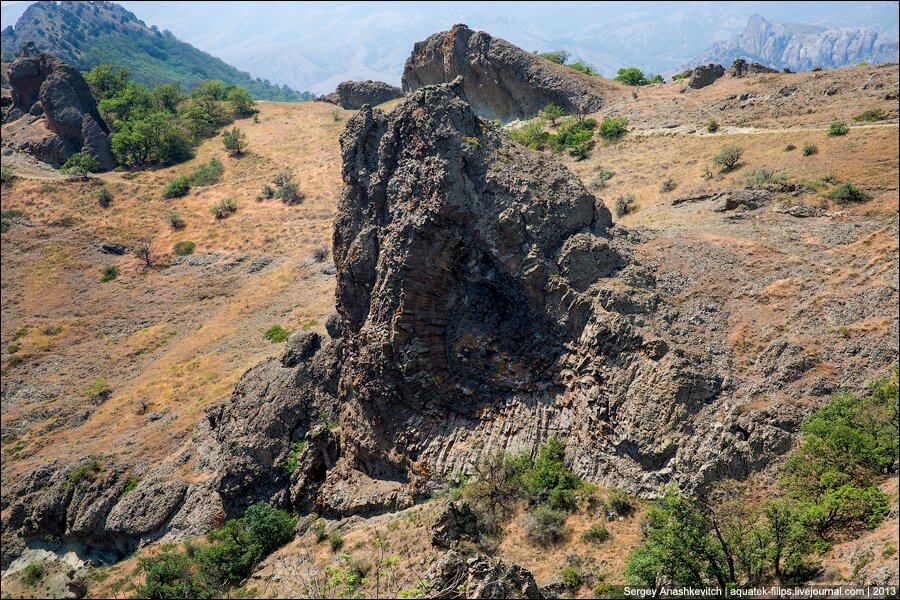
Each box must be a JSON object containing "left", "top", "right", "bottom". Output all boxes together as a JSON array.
[
  {"left": 227, "top": 87, "right": 256, "bottom": 117},
  {"left": 614, "top": 67, "right": 649, "bottom": 86},
  {"left": 537, "top": 50, "right": 570, "bottom": 65},
  {"left": 135, "top": 237, "right": 158, "bottom": 270},
  {"left": 712, "top": 144, "right": 744, "bottom": 171},
  {"left": 540, "top": 103, "right": 566, "bottom": 125},
  {"left": 60, "top": 152, "right": 101, "bottom": 179},
  {"left": 222, "top": 127, "right": 247, "bottom": 155}
]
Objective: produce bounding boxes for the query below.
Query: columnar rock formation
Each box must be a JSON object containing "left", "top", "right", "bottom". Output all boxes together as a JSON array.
[
  {"left": 2, "top": 42, "right": 114, "bottom": 170},
  {"left": 318, "top": 80, "right": 403, "bottom": 109},
  {"left": 402, "top": 24, "right": 615, "bottom": 121}
]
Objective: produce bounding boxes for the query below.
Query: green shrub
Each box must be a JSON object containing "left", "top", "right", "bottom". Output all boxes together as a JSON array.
[
  {"left": 590, "top": 167, "right": 614, "bottom": 189},
  {"left": 189, "top": 157, "right": 224, "bottom": 186},
  {"left": 706, "top": 119, "right": 719, "bottom": 133},
  {"left": 278, "top": 180, "right": 303, "bottom": 205},
  {"left": 163, "top": 175, "right": 191, "bottom": 199},
  {"left": 672, "top": 70, "right": 692, "bottom": 81},
  {"left": 606, "top": 488, "right": 634, "bottom": 517},
  {"left": 264, "top": 325, "right": 291, "bottom": 343},
  {"left": 536, "top": 50, "right": 569, "bottom": 65},
  {"left": 22, "top": 563, "right": 44, "bottom": 586},
  {"left": 134, "top": 550, "right": 202, "bottom": 599},
  {"left": 210, "top": 198, "right": 237, "bottom": 219},
  {"left": 258, "top": 184, "right": 275, "bottom": 200},
  {"left": 101, "top": 265, "right": 119, "bottom": 283},
  {"left": 283, "top": 442, "right": 305, "bottom": 474},
  {"left": 598, "top": 116, "right": 629, "bottom": 141},
  {"left": 712, "top": 144, "right": 744, "bottom": 171},
  {"left": 827, "top": 121, "right": 849, "bottom": 136},
  {"left": 569, "top": 60, "right": 599, "bottom": 76},
  {"left": 510, "top": 118, "right": 549, "bottom": 150},
  {"left": 784, "top": 144, "right": 796, "bottom": 152},
  {"left": 826, "top": 182, "right": 871, "bottom": 205},
  {"left": 310, "top": 519, "right": 328, "bottom": 542},
  {"left": 84, "top": 378, "right": 112, "bottom": 401},
  {"left": 122, "top": 476, "right": 139, "bottom": 496},
  {"left": 660, "top": 177, "right": 677, "bottom": 193},
  {"left": 747, "top": 169, "right": 787, "bottom": 186},
  {"left": 549, "top": 118, "right": 596, "bottom": 159},
  {"left": 853, "top": 109, "right": 885, "bottom": 122},
  {"left": 68, "top": 459, "right": 102, "bottom": 486},
  {"left": 525, "top": 505, "right": 568, "bottom": 545},
  {"left": 96, "top": 188, "right": 113, "bottom": 208},
  {"left": 802, "top": 143, "right": 818, "bottom": 156},
  {"left": 560, "top": 566, "right": 582, "bottom": 589},
  {"left": 614, "top": 194, "right": 637, "bottom": 217},
  {"left": 1, "top": 165, "right": 13, "bottom": 184},
  {"left": 173, "top": 241, "right": 196, "bottom": 256},
  {"left": 581, "top": 522, "right": 610, "bottom": 545},
  {"left": 167, "top": 211, "right": 186, "bottom": 231},
  {"left": 329, "top": 533, "right": 344, "bottom": 552}
]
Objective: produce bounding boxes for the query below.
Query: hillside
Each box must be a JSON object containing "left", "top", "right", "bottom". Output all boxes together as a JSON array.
[
  {"left": 1, "top": 57, "right": 898, "bottom": 599},
  {"left": 0, "top": 1, "right": 312, "bottom": 101}
]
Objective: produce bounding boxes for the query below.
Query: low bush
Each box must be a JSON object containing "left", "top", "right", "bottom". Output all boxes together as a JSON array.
[
  {"left": 168, "top": 211, "right": 186, "bottom": 230},
  {"left": 827, "top": 121, "right": 849, "bottom": 136},
  {"left": 712, "top": 144, "right": 743, "bottom": 171},
  {"left": 163, "top": 175, "right": 191, "bottom": 199},
  {"left": 310, "top": 518, "right": 328, "bottom": 542},
  {"left": 101, "top": 265, "right": 119, "bottom": 282},
  {"left": 329, "top": 533, "right": 344, "bottom": 552},
  {"left": 68, "top": 459, "right": 102, "bottom": 486},
  {"left": 173, "top": 241, "right": 196, "bottom": 256},
  {"left": 549, "top": 117, "right": 596, "bottom": 160},
  {"left": 210, "top": 198, "right": 237, "bottom": 219},
  {"left": 826, "top": 182, "right": 871, "bottom": 205},
  {"left": 598, "top": 116, "right": 628, "bottom": 141},
  {"left": 84, "top": 378, "right": 112, "bottom": 401},
  {"left": 0, "top": 165, "right": 13, "bottom": 184},
  {"left": 561, "top": 566, "right": 582, "bottom": 590},
  {"left": 784, "top": 144, "right": 796, "bottom": 152},
  {"left": 590, "top": 167, "right": 615, "bottom": 189},
  {"left": 189, "top": 157, "right": 224, "bottom": 186},
  {"left": 802, "top": 143, "right": 818, "bottom": 156},
  {"left": 22, "top": 562, "right": 44, "bottom": 586},
  {"left": 525, "top": 505, "right": 569, "bottom": 545},
  {"left": 606, "top": 488, "right": 634, "bottom": 517},
  {"left": 706, "top": 119, "right": 719, "bottom": 133},
  {"left": 96, "top": 188, "right": 113, "bottom": 208},
  {"left": 660, "top": 177, "right": 677, "bottom": 193},
  {"left": 853, "top": 109, "right": 885, "bottom": 122},
  {"left": 614, "top": 194, "right": 637, "bottom": 217},
  {"left": 581, "top": 522, "right": 610, "bottom": 545},
  {"left": 510, "top": 118, "right": 549, "bottom": 150},
  {"left": 264, "top": 325, "right": 291, "bottom": 343}
]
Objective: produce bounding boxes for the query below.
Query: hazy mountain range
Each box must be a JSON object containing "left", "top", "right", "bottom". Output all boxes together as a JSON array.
[{"left": 2, "top": 1, "right": 898, "bottom": 95}]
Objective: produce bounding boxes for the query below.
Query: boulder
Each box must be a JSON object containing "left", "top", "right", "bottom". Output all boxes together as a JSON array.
[
  {"left": 729, "top": 58, "right": 778, "bottom": 78},
  {"left": 431, "top": 501, "right": 480, "bottom": 549},
  {"left": 686, "top": 63, "right": 726, "bottom": 89},
  {"left": 424, "top": 550, "right": 548, "bottom": 599},
  {"left": 402, "top": 24, "right": 612, "bottom": 120},
  {"left": 2, "top": 43, "right": 113, "bottom": 170},
  {"left": 318, "top": 80, "right": 403, "bottom": 110}
]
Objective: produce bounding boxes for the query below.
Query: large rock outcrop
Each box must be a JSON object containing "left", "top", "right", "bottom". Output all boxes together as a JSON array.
[
  {"left": 1, "top": 42, "right": 114, "bottom": 170},
  {"left": 319, "top": 80, "right": 403, "bottom": 110},
  {"left": 684, "top": 63, "right": 726, "bottom": 89},
  {"left": 402, "top": 24, "right": 615, "bottom": 121},
  {"left": 1, "top": 78, "right": 801, "bottom": 567}
]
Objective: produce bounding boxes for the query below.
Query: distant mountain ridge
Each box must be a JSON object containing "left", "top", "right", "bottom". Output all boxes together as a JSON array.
[
  {"left": 1, "top": 1, "right": 313, "bottom": 101},
  {"left": 693, "top": 14, "right": 899, "bottom": 71}
]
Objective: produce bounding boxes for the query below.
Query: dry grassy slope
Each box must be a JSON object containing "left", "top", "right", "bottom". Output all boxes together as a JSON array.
[
  {"left": 1, "top": 63, "right": 898, "bottom": 597},
  {"left": 1, "top": 102, "right": 344, "bottom": 482}
]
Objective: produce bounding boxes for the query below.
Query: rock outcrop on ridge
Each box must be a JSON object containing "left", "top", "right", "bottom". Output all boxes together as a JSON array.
[
  {"left": 402, "top": 24, "right": 616, "bottom": 121},
  {"left": 318, "top": 80, "right": 403, "bottom": 109},
  {"left": 2, "top": 42, "right": 114, "bottom": 170},
  {"left": 1, "top": 78, "right": 802, "bottom": 566}
]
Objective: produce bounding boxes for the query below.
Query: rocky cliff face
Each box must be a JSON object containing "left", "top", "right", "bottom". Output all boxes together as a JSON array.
[
  {"left": 318, "top": 80, "right": 403, "bottom": 110},
  {"left": 1, "top": 78, "right": 803, "bottom": 568},
  {"left": 695, "top": 14, "right": 899, "bottom": 71},
  {"left": 2, "top": 43, "right": 114, "bottom": 170},
  {"left": 402, "top": 24, "right": 617, "bottom": 121}
]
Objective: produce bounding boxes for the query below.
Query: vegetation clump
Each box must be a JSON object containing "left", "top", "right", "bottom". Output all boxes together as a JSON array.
[
  {"left": 173, "top": 241, "right": 196, "bottom": 256},
  {"left": 189, "top": 157, "right": 224, "bottom": 186},
  {"left": 826, "top": 182, "right": 871, "bottom": 205},
  {"left": 827, "top": 121, "right": 849, "bottom": 136},
  {"left": 614, "top": 67, "right": 662, "bottom": 86},
  {"left": 210, "top": 198, "right": 237, "bottom": 219},
  {"left": 712, "top": 144, "right": 744, "bottom": 171},
  {"left": 802, "top": 143, "right": 818, "bottom": 156},
  {"left": 61, "top": 152, "right": 101, "bottom": 179},
  {"left": 264, "top": 325, "right": 291, "bottom": 343},
  {"left": 598, "top": 116, "right": 628, "bottom": 141},
  {"left": 163, "top": 175, "right": 191, "bottom": 199},
  {"left": 614, "top": 194, "right": 637, "bottom": 217}
]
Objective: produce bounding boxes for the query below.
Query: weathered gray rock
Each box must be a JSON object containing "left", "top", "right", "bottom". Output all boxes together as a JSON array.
[
  {"left": 319, "top": 80, "right": 403, "bottom": 110},
  {"left": 3, "top": 43, "right": 113, "bottom": 170},
  {"left": 424, "top": 550, "right": 548, "bottom": 599},
  {"left": 728, "top": 58, "right": 778, "bottom": 78},
  {"left": 402, "top": 24, "right": 613, "bottom": 120},
  {"left": 686, "top": 63, "right": 726, "bottom": 89},
  {"left": 431, "top": 501, "right": 480, "bottom": 549}
]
